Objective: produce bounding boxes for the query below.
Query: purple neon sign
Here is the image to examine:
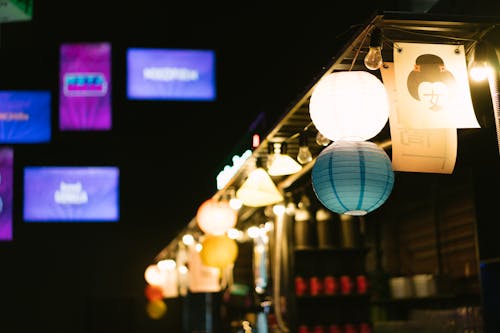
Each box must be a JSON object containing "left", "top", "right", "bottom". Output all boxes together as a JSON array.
[{"left": 59, "top": 42, "right": 112, "bottom": 130}]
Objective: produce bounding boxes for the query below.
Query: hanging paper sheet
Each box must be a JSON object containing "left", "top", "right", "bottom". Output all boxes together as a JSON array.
[
  {"left": 393, "top": 42, "right": 479, "bottom": 129},
  {"left": 381, "top": 62, "right": 457, "bottom": 174}
]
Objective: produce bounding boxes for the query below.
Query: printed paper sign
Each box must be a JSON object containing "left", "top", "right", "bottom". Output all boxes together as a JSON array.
[
  {"left": 381, "top": 62, "right": 457, "bottom": 174},
  {"left": 393, "top": 42, "right": 479, "bottom": 129}
]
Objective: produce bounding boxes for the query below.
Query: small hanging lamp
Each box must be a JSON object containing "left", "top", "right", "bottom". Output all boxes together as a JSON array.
[{"left": 236, "top": 157, "right": 283, "bottom": 207}]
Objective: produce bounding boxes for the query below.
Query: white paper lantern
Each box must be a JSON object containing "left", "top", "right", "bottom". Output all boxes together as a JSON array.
[
  {"left": 309, "top": 71, "right": 390, "bottom": 141},
  {"left": 144, "top": 264, "right": 165, "bottom": 286},
  {"left": 196, "top": 198, "right": 237, "bottom": 235}
]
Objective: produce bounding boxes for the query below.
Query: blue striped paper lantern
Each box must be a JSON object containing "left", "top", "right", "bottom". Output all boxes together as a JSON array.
[{"left": 312, "top": 140, "right": 394, "bottom": 216}]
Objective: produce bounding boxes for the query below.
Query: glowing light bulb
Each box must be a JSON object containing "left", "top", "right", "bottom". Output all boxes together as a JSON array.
[
  {"left": 469, "top": 41, "right": 493, "bottom": 82},
  {"left": 315, "top": 131, "right": 331, "bottom": 146},
  {"left": 297, "top": 146, "right": 313, "bottom": 164},
  {"left": 364, "top": 46, "right": 383, "bottom": 70},
  {"left": 297, "top": 131, "right": 313, "bottom": 164},
  {"left": 364, "top": 28, "right": 383, "bottom": 70},
  {"left": 182, "top": 234, "right": 194, "bottom": 246},
  {"left": 469, "top": 61, "right": 492, "bottom": 82}
]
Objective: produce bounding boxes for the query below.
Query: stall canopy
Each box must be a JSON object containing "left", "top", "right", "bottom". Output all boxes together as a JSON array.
[{"left": 153, "top": 10, "right": 500, "bottom": 262}]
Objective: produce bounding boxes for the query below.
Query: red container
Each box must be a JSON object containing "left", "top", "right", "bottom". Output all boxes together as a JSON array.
[
  {"left": 309, "top": 276, "right": 323, "bottom": 296},
  {"left": 295, "top": 276, "right": 308, "bottom": 296},
  {"left": 356, "top": 275, "right": 368, "bottom": 294},
  {"left": 324, "top": 275, "right": 338, "bottom": 295},
  {"left": 340, "top": 275, "right": 353, "bottom": 295}
]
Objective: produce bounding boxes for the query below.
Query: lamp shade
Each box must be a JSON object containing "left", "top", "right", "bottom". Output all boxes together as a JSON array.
[
  {"left": 309, "top": 71, "right": 389, "bottom": 141},
  {"left": 196, "top": 198, "right": 237, "bottom": 235},
  {"left": 267, "top": 142, "right": 302, "bottom": 176},
  {"left": 311, "top": 140, "right": 394, "bottom": 216},
  {"left": 236, "top": 167, "right": 283, "bottom": 207}
]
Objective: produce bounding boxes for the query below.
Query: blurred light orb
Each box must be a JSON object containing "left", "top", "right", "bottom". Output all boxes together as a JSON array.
[
  {"left": 146, "top": 299, "right": 167, "bottom": 319},
  {"left": 145, "top": 284, "right": 164, "bottom": 301},
  {"left": 144, "top": 264, "right": 165, "bottom": 286},
  {"left": 196, "top": 198, "right": 237, "bottom": 236},
  {"left": 199, "top": 234, "right": 238, "bottom": 269}
]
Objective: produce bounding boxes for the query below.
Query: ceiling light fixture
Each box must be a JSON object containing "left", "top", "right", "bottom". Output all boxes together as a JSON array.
[{"left": 266, "top": 142, "right": 302, "bottom": 176}]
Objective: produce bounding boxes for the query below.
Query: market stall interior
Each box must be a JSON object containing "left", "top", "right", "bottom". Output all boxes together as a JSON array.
[{"left": 146, "top": 10, "right": 500, "bottom": 333}]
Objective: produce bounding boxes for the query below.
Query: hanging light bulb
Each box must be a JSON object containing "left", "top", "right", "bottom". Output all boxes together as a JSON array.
[
  {"left": 228, "top": 187, "right": 243, "bottom": 210},
  {"left": 297, "top": 131, "right": 313, "bottom": 164},
  {"left": 364, "top": 27, "right": 383, "bottom": 71},
  {"left": 469, "top": 41, "right": 493, "bottom": 82},
  {"left": 315, "top": 131, "right": 331, "bottom": 146}
]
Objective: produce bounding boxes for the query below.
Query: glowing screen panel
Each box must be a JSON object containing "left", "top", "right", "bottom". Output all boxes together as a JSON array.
[{"left": 24, "top": 166, "right": 119, "bottom": 222}]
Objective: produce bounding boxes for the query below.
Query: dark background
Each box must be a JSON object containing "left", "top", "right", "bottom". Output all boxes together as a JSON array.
[{"left": 0, "top": 1, "right": 485, "bottom": 332}]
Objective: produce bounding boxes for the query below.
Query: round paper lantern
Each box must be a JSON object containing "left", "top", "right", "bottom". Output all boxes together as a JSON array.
[
  {"left": 311, "top": 140, "right": 394, "bottom": 216},
  {"left": 144, "top": 264, "right": 165, "bottom": 286},
  {"left": 146, "top": 299, "right": 167, "bottom": 320},
  {"left": 145, "top": 284, "right": 164, "bottom": 301},
  {"left": 309, "top": 71, "right": 389, "bottom": 141},
  {"left": 199, "top": 234, "right": 238, "bottom": 269},
  {"left": 196, "top": 198, "right": 238, "bottom": 235}
]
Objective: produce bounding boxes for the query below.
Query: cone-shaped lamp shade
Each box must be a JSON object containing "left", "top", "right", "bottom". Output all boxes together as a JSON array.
[
  {"left": 236, "top": 167, "right": 283, "bottom": 207},
  {"left": 267, "top": 142, "right": 302, "bottom": 176},
  {"left": 267, "top": 154, "right": 302, "bottom": 176},
  {"left": 309, "top": 71, "right": 389, "bottom": 141},
  {"left": 312, "top": 140, "right": 394, "bottom": 216}
]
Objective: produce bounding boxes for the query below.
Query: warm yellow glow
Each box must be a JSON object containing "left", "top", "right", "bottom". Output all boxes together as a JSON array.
[
  {"left": 199, "top": 234, "right": 238, "bottom": 269},
  {"left": 227, "top": 228, "right": 242, "bottom": 240},
  {"left": 247, "top": 226, "right": 260, "bottom": 239},
  {"left": 267, "top": 154, "right": 302, "bottom": 176},
  {"left": 364, "top": 46, "right": 383, "bottom": 70},
  {"left": 272, "top": 203, "right": 285, "bottom": 215},
  {"left": 157, "top": 259, "right": 176, "bottom": 271},
  {"left": 469, "top": 62, "right": 493, "bottom": 82},
  {"left": 267, "top": 142, "right": 302, "bottom": 176},
  {"left": 182, "top": 234, "right": 194, "bottom": 246},
  {"left": 229, "top": 197, "right": 243, "bottom": 210},
  {"left": 236, "top": 168, "right": 283, "bottom": 207},
  {"left": 144, "top": 264, "right": 165, "bottom": 286},
  {"left": 196, "top": 198, "right": 238, "bottom": 236},
  {"left": 146, "top": 300, "right": 167, "bottom": 319}
]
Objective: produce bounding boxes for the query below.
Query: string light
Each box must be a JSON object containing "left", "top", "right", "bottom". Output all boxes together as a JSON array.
[
  {"left": 364, "top": 27, "right": 383, "bottom": 70},
  {"left": 297, "top": 131, "right": 313, "bottom": 164},
  {"left": 469, "top": 40, "right": 493, "bottom": 82}
]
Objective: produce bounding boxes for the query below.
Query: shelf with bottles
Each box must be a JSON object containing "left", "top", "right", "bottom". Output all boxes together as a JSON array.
[{"left": 294, "top": 274, "right": 370, "bottom": 298}]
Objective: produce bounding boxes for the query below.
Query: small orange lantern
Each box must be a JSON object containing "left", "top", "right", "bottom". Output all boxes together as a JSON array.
[
  {"left": 199, "top": 234, "right": 238, "bottom": 270},
  {"left": 145, "top": 284, "right": 164, "bottom": 301}
]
